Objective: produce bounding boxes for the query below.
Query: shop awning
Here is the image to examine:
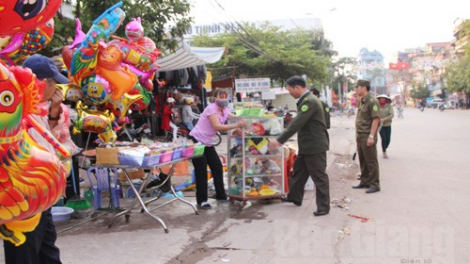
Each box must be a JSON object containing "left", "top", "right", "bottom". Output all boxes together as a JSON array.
[{"left": 157, "top": 39, "right": 225, "bottom": 71}]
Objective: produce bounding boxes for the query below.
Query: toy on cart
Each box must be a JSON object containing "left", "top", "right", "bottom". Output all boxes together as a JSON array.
[{"left": 227, "top": 116, "right": 285, "bottom": 208}]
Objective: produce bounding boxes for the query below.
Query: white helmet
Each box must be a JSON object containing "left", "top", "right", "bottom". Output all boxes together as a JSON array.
[{"left": 167, "top": 97, "right": 175, "bottom": 104}]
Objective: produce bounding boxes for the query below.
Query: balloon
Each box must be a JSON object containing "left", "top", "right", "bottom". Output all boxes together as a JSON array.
[
  {"left": 57, "top": 84, "right": 82, "bottom": 102},
  {"left": 0, "top": 62, "right": 67, "bottom": 245},
  {"left": 73, "top": 100, "right": 117, "bottom": 143},
  {"left": 109, "top": 37, "right": 161, "bottom": 72},
  {"left": 103, "top": 93, "right": 142, "bottom": 121},
  {"left": 0, "top": 19, "right": 55, "bottom": 65},
  {"left": 127, "top": 63, "right": 156, "bottom": 91},
  {"left": 80, "top": 74, "right": 112, "bottom": 105},
  {"left": 70, "top": 2, "right": 126, "bottom": 85},
  {"left": 110, "top": 17, "right": 161, "bottom": 72},
  {"left": 125, "top": 17, "right": 144, "bottom": 42},
  {"left": 94, "top": 42, "right": 138, "bottom": 101},
  {"left": 70, "top": 19, "right": 86, "bottom": 49},
  {"left": 61, "top": 19, "right": 86, "bottom": 71},
  {"left": 128, "top": 83, "right": 153, "bottom": 111},
  {"left": 0, "top": 0, "right": 63, "bottom": 37}
]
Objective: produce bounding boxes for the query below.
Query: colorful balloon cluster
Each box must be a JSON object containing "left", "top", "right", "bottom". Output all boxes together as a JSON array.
[{"left": 60, "top": 3, "right": 162, "bottom": 142}]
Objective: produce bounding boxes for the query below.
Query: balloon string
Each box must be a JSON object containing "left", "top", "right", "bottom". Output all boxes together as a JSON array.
[{"left": 25, "top": 115, "right": 71, "bottom": 158}]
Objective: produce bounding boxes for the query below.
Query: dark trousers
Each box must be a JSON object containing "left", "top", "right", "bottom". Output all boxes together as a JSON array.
[
  {"left": 192, "top": 146, "right": 226, "bottom": 205},
  {"left": 4, "top": 209, "right": 62, "bottom": 264},
  {"left": 357, "top": 135, "right": 380, "bottom": 188},
  {"left": 379, "top": 126, "right": 392, "bottom": 152},
  {"left": 287, "top": 153, "right": 330, "bottom": 212}
]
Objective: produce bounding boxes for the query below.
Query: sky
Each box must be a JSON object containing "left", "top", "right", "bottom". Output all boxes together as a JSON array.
[{"left": 189, "top": 0, "right": 470, "bottom": 64}]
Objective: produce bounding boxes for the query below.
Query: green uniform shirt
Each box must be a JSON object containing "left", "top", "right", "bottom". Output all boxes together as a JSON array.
[
  {"left": 321, "top": 101, "right": 331, "bottom": 129},
  {"left": 379, "top": 104, "right": 394, "bottom": 127},
  {"left": 355, "top": 93, "right": 380, "bottom": 134},
  {"left": 277, "top": 92, "right": 329, "bottom": 155}
]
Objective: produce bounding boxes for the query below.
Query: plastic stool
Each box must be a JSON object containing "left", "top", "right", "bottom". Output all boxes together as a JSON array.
[{"left": 87, "top": 167, "right": 120, "bottom": 210}]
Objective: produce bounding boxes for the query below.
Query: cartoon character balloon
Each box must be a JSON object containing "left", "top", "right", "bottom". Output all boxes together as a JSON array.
[
  {"left": 0, "top": 19, "right": 55, "bottom": 65},
  {"left": 0, "top": 62, "right": 67, "bottom": 245},
  {"left": 125, "top": 17, "right": 144, "bottom": 42},
  {"left": 103, "top": 93, "right": 142, "bottom": 122},
  {"left": 108, "top": 17, "right": 161, "bottom": 91},
  {"left": 57, "top": 83, "right": 82, "bottom": 102},
  {"left": 70, "top": 2, "right": 126, "bottom": 85},
  {"left": 73, "top": 101, "right": 117, "bottom": 143},
  {"left": 128, "top": 83, "right": 153, "bottom": 111},
  {"left": 0, "top": 0, "right": 63, "bottom": 37},
  {"left": 94, "top": 42, "right": 138, "bottom": 101},
  {"left": 80, "top": 74, "right": 112, "bottom": 105}
]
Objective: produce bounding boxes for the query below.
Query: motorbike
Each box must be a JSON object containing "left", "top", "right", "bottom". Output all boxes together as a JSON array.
[
  {"left": 418, "top": 104, "right": 425, "bottom": 112},
  {"left": 439, "top": 103, "right": 446, "bottom": 112},
  {"left": 117, "top": 122, "right": 152, "bottom": 142}
]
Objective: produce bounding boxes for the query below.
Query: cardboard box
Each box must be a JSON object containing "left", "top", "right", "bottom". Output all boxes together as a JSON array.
[
  {"left": 96, "top": 148, "right": 120, "bottom": 165},
  {"left": 118, "top": 169, "right": 145, "bottom": 181}
]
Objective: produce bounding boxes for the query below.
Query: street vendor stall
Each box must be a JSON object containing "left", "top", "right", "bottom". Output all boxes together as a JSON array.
[{"left": 93, "top": 141, "right": 205, "bottom": 233}]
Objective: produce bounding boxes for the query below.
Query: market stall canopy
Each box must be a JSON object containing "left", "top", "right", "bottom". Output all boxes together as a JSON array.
[{"left": 157, "top": 39, "right": 225, "bottom": 71}]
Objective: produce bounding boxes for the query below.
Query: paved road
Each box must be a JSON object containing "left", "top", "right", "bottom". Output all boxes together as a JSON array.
[{"left": 1, "top": 108, "right": 469, "bottom": 264}]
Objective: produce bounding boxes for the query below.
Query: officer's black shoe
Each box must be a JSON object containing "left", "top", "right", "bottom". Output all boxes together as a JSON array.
[
  {"left": 365, "top": 187, "right": 380, "bottom": 193},
  {"left": 352, "top": 184, "right": 369, "bottom": 189},
  {"left": 280, "top": 197, "right": 302, "bottom": 206},
  {"left": 313, "top": 210, "right": 329, "bottom": 216}
]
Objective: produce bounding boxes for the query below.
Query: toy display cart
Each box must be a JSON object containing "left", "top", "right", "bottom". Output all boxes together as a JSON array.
[{"left": 227, "top": 116, "right": 284, "bottom": 206}]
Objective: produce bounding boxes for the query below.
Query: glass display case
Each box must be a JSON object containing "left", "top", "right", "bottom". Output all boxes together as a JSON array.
[{"left": 227, "top": 116, "right": 284, "bottom": 202}]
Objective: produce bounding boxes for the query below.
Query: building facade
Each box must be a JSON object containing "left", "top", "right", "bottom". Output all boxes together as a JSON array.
[{"left": 357, "top": 48, "right": 386, "bottom": 95}]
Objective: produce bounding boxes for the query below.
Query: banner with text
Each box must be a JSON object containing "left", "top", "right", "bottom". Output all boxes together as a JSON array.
[{"left": 235, "top": 78, "right": 270, "bottom": 93}]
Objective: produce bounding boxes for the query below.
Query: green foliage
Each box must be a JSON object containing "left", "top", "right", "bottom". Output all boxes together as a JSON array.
[
  {"left": 443, "top": 20, "right": 470, "bottom": 93},
  {"left": 330, "top": 57, "right": 358, "bottom": 95},
  {"left": 410, "top": 82, "right": 430, "bottom": 99},
  {"left": 45, "top": 0, "right": 192, "bottom": 55},
  {"left": 444, "top": 56, "right": 470, "bottom": 93},
  {"left": 192, "top": 22, "right": 333, "bottom": 85}
]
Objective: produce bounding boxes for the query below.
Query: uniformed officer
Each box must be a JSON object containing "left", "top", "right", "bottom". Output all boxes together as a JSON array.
[
  {"left": 352, "top": 79, "right": 381, "bottom": 193},
  {"left": 269, "top": 76, "right": 330, "bottom": 216},
  {"left": 311, "top": 88, "right": 331, "bottom": 129}
]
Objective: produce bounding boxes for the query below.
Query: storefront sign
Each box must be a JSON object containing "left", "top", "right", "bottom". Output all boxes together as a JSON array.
[{"left": 235, "top": 78, "right": 270, "bottom": 93}]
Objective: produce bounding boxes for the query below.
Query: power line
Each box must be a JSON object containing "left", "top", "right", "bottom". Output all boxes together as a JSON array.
[{"left": 208, "top": 0, "right": 279, "bottom": 61}]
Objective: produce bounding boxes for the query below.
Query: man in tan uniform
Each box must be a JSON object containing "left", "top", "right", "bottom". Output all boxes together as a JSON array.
[
  {"left": 353, "top": 80, "right": 381, "bottom": 193},
  {"left": 269, "top": 76, "right": 330, "bottom": 216}
]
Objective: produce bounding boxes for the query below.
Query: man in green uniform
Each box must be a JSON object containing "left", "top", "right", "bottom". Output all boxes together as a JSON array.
[
  {"left": 311, "top": 88, "right": 330, "bottom": 129},
  {"left": 353, "top": 79, "right": 381, "bottom": 193},
  {"left": 269, "top": 76, "right": 330, "bottom": 216}
]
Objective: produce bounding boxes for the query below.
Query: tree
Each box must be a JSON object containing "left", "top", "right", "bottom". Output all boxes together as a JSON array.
[
  {"left": 192, "top": 22, "right": 333, "bottom": 85},
  {"left": 45, "top": 0, "right": 192, "bottom": 55},
  {"left": 330, "top": 57, "right": 357, "bottom": 95},
  {"left": 409, "top": 82, "right": 430, "bottom": 99}
]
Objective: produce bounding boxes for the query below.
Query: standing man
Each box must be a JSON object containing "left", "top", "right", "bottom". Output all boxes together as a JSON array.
[
  {"left": 311, "top": 88, "right": 330, "bottom": 129},
  {"left": 352, "top": 80, "right": 381, "bottom": 193},
  {"left": 269, "top": 76, "right": 330, "bottom": 216}
]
